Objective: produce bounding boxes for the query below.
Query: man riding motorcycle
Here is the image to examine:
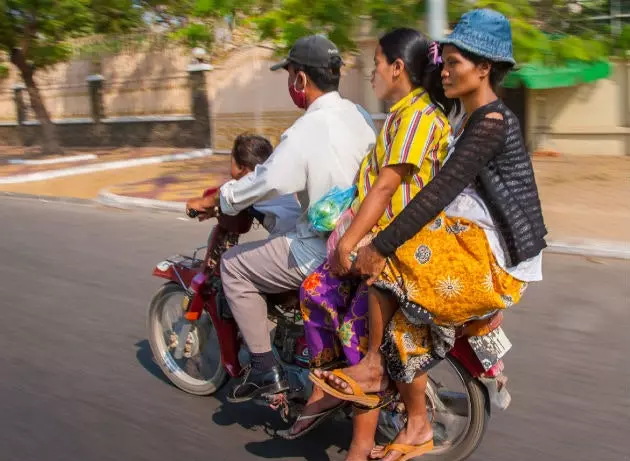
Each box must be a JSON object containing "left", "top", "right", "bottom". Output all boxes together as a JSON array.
[{"left": 186, "top": 35, "right": 376, "bottom": 403}]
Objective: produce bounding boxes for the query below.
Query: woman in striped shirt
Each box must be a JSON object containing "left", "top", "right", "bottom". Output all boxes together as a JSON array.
[{"left": 281, "top": 28, "right": 451, "bottom": 459}]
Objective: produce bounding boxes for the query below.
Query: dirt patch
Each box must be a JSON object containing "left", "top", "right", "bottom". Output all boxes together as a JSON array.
[{"left": 533, "top": 155, "right": 630, "bottom": 242}]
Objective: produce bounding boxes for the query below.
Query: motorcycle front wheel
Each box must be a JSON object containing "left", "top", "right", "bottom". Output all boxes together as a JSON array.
[
  {"left": 377, "top": 356, "right": 490, "bottom": 461},
  {"left": 148, "top": 282, "right": 228, "bottom": 395}
]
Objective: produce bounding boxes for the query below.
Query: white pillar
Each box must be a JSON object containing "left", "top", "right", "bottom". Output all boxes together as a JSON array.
[{"left": 427, "top": 0, "right": 447, "bottom": 40}]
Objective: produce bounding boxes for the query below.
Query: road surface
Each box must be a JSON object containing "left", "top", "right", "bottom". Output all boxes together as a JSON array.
[{"left": 0, "top": 196, "right": 627, "bottom": 461}]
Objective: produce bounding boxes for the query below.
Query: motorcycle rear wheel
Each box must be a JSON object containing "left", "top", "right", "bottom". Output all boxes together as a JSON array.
[
  {"left": 377, "top": 356, "right": 490, "bottom": 461},
  {"left": 148, "top": 282, "right": 228, "bottom": 396}
]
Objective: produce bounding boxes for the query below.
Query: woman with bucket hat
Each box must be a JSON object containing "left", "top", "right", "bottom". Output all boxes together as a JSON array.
[{"left": 311, "top": 9, "right": 547, "bottom": 460}]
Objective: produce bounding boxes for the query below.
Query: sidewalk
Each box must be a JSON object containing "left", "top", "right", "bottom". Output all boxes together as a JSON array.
[
  {"left": 0, "top": 147, "right": 211, "bottom": 199},
  {"left": 533, "top": 155, "right": 629, "bottom": 244},
  {"left": 104, "top": 155, "right": 231, "bottom": 202},
  {"left": 0, "top": 147, "right": 185, "bottom": 178},
  {"left": 102, "top": 154, "right": 629, "bottom": 246},
  {"left": 1, "top": 148, "right": 628, "bottom": 251}
]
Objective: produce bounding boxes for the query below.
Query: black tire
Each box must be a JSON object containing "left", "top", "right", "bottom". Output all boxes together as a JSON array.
[
  {"left": 377, "top": 356, "right": 490, "bottom": 461},
  {"left": 148, "top": 282, "right": 228, "bottom": 396}
]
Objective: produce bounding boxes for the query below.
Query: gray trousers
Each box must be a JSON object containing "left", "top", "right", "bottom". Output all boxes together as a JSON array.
[{"left": 220, "top": 236, "right": 305, "bottom": 353}]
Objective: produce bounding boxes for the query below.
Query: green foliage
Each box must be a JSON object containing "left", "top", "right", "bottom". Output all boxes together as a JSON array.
[
  {"left": 449, "top": 0, "right": 613, "bottom": 65},
  {"left": 250, "top": 0, "right": 364, "bottom": 52},
  {"left": 0, "top": 62, "right": 8, "bottom": 79},
  {"left": 170, "top": 22, "right": 215, "bottom": 49},
  {"left": 612, "top": 25, "right": 630, "bottom": 54},
  {"left": 0, "top": 0, "right": 143, "bottom": 69}
]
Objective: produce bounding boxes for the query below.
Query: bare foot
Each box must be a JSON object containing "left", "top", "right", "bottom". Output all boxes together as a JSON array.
[
  {"left": 284, "top": 386, "right": 342, "bottom": 437},
  {"left": 345, "top": 443, "right": 375, "bottom": 461},
  {"left": 345, "top": 452, "right": 371, "bottom": 461},
  {"left": 314, "top": 354, "right": 388, "bottom": 396},
  {"left": 370, "top": 417, "right": 434, "bottom": 461}
]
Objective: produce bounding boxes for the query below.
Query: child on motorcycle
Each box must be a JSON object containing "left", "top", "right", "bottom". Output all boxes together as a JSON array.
[{"left": 187, "top": 134, "right": 301, "bottom": 236}]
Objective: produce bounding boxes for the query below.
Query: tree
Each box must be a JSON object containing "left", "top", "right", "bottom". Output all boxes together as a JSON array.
[
  {"left": 141, "top": 0, "right": 264, "bottom": 50},
  {"left": 0, "top": 0, "right": 141, "bottom": 155},
  {"left": 251, "top": 0, "right": 612, "bottom": 62},
  {"left": 251, "top": 0, "right": 426, "bottom": 53},
  {"left": 449, "top": 0, "right": 611, "bottom": 64}
]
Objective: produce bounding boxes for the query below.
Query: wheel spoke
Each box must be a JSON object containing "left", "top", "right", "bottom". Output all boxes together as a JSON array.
[{"left": 149, "top": 286, "right": 226, "bottom": 394}]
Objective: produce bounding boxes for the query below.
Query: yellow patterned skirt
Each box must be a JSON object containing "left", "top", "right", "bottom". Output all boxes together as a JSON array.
[{"left": 374, "top": 211, "right": 528, "bottom": 383}]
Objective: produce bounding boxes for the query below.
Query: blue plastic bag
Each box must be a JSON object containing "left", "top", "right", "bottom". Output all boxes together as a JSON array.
[{"left": 308, "top": 185, "right": 357, "bottom": 232}]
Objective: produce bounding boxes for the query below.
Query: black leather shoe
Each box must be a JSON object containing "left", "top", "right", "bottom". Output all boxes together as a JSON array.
[{"left": 227, "top": 365, "right": 289, "bottom": 403}]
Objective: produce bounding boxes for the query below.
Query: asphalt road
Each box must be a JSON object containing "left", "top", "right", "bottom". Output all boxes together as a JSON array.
[{"left": 0, "top": 196, "right": 627, "bottom": 461}]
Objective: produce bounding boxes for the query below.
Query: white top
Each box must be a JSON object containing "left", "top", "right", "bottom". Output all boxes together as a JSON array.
[
  {"left": 220, "top": 91, "right": 377, "bottom": 275},
  {"left": 443, "top": 115, "right": 543, "bottom": 282}
]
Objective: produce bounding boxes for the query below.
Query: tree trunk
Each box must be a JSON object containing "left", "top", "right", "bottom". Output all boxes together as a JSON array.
[{"left": 11, "top": 49, "right": 64, "bottom": 155}]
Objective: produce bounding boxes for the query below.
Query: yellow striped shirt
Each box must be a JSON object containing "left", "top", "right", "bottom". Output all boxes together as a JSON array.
[{"left": 355, "top": 87, "right": 450, "bottom": 229}]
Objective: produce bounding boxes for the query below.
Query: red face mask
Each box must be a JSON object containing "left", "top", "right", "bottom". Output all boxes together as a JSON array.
[{"left": 289, "top": 75, "right": 307, "bottom": 109}]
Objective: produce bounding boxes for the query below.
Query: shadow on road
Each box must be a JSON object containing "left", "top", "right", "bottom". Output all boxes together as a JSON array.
[
  {"left": 134, "top": 339, "right": 175, "bottom": 388},
  {"left": 134, "top": 337, "right": 352, "bottom": 460},
  {"left": 211, "top": 392, "right": 353, "bottom": 460}
]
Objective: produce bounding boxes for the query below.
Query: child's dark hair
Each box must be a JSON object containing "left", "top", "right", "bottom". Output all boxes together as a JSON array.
[
  {"left": 456, "top": 47, "right": 514, "bottom": 91},
  {"left": 232, "top": 134, "right": 273, "bottom": 170},
  {"left": 379, "top": 28, "right": 453, "bottom": 115}
]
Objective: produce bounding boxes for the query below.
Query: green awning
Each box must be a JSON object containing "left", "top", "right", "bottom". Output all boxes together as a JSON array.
[{"left": 503, "top": 60, "right": 612, "bottom": 89}]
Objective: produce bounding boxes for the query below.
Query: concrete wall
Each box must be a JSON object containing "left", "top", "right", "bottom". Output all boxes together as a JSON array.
[
  {"left": 527, "top": 61, "right": 630, "bottom": 156},
  {"left": 207, "top": 44, "right": 371, "bottom": 149},
  {"left": 0, "top": 117, "right": 204, "bottom": 148},
  {"left": 1, "top": 41, "right": 629, "bottom": 155}
]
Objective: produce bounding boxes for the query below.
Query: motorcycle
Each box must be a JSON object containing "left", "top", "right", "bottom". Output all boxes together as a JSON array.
[{"left": 147, "top": 189, "right": 514, "bottom": 460}]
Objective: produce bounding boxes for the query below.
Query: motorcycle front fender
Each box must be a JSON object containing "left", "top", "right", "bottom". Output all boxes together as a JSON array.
[{"left": 204, "top": 295, "right": 242, "bottom": 378}]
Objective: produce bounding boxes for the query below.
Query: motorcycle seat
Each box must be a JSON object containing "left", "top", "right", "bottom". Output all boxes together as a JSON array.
[{"left": 457, "top": 311, "right": 504, "bottom": 338}]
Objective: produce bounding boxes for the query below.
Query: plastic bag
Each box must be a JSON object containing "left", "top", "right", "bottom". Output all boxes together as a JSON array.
[
  {"left": 326, "top": 207, "right": 355, "bottom": 260},
  {"left": 308, "top": 185, "right": 357, "bottom": 233}
]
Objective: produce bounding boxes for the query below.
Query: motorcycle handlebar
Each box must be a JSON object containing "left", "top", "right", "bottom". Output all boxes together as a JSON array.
[
  {"left": 186, "top": 206, "right": 263, "bottom": 225},
  {"left": 186, "top": 208, "right": 200, "bottom": 219}
]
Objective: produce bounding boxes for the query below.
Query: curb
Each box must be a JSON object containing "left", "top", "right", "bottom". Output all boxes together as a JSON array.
[
  {"left": 97, "top": 189, "right": 185, "bottom": 213},
  {"left": 7, "top": 153, "right": 98, "bottom": 166},
  {"left": 96, "top": 189, "right": 630, "bottom": 261},
  {"left": 0, "top": 149, "right": 213, "bottom": 185},
  {"left": 545, "top": 240, "right": 629, "bottom": 260}
]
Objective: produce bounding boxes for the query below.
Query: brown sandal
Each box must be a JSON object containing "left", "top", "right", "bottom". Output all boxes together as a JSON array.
[{"left": 309, "top": 369, "right": 382, "bottom": 408}]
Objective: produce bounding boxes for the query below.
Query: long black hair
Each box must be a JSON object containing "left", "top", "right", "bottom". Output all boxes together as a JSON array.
[{"left": 379, "top": 28, "right": 453, "bottom": 115}]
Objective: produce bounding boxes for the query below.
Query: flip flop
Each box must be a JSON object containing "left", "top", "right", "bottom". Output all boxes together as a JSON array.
[
  {"left": 276, "top": 402, "right": 348, "bottom": 440},
  {"left": 354, "top": 388, "right": 396, "bottom": 411},
  {"left": 371, "top": 440, "right": 434, "bottom": 461},
  {"left": 309, "top": 369, "right": 381, "bottom": 408}
]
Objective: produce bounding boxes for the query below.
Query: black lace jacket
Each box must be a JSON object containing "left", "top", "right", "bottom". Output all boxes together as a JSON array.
[{"left": 373, "top": 99, "right": 547, "bottom": 267}]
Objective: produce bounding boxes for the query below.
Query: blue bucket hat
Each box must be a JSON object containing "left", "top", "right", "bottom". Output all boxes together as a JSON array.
[{"left": 440, "top": 9, "right": 516, "bottom": 65}]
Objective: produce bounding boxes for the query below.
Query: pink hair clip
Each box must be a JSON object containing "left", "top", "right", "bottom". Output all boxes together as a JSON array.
[{"left": 429, "top": 42, "right": 442, "bottom": 66}]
